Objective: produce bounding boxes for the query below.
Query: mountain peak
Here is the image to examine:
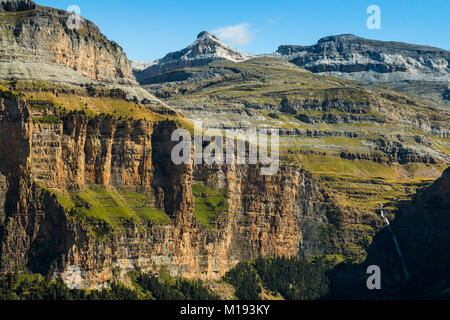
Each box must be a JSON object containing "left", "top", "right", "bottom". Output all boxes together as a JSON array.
[
  {"left": 317, "top": 34, "right": 362, "bottom": 43},
  {"left": 134, "top": 31, "right": 252, "bottom": 85},
  {"left": 197, "top": 31, "right": 220, "bottom": 42}
]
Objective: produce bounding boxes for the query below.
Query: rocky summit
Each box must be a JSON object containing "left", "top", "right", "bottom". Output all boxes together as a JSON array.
[
  {"left": 134, "top": 31, "right": 252, "bottom": 85},
  {"left": 276, "top": 34, "right": 450, "bottom": 107},
  {"left": 276, "top": 34, "right": 449, "bottom": 83}
]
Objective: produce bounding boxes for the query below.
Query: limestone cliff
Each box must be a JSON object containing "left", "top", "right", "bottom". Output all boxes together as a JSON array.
[
  {"left": 276, "top": 34, "right": 450, "bottom": 108},
  {"left": 0, "top": 1, "right": 168, "bottom": 105},
  {"left": 0, "top": 1, "right": 133, "bottom": 84},
  {"left": 0, "top": 93, "right": 336, "bottom": 289}
]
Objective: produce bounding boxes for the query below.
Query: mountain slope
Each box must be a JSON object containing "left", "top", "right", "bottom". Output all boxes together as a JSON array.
[
  {"left": 143, "top": 56, "right": 449, "bottom": 257},
  {"left": 276, "top": 34, "right": 450, "bottom": 107},
  {"left": 276, "top": 34, "right": 449, "bottom": 83},
  {"left": 0, "top": 0, "right": 170, "bottom": 105},
  {"left": 134, "top": 31, "right": 252, "bottom": 85},
  {"left": 329, "top": 166, "right": 450, "bottom": 299},
  {"left": 0, "top": 3, "right": 449, "bottom": 293}
]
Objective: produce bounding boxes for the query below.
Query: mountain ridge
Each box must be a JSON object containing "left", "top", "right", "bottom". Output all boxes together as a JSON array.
[
  {"left": 276, "top": 33, "right": 449, "bottom": 82},
  {"left": 134, "top": 31, "right": 253, "bottom": 85},
  {"left": 135, "top": 32, "right": 449, "bottom": 107},
  {"left": 0, "top": 2, "right": 448, "bottom": 296}
]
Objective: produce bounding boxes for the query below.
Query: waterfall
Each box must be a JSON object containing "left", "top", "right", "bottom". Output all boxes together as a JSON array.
[{"left": 380, "top": 204, "right": 410, "bottom": 282}]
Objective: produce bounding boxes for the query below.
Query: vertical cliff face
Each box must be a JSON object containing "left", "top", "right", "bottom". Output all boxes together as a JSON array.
[
  {"left": 0, "top": 2, "right": 135, "bottom": 85},
  {"left": 0, "top": 94, "right": 335, "bottom": 288},
  {"left": 389, "top": 167, "right": 450, "bottom": 298},
  {"left": 327, "top": 167, "right": 450, "bottom": 299}
]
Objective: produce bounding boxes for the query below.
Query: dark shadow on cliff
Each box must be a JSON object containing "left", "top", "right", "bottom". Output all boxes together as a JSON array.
[{"left": 326, "top": 167, "right": 450, "bottom": 300}]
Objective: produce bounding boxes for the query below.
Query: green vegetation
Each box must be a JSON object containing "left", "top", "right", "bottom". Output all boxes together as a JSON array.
[
  {"left": 224, "top": 256, "right": 331, "bottom": 300},
  {"left": 299, "top": 153, "right": 397, "bottom": 178},
  {"left": 1, "top": 80, "right": 194, "bottom": 132},
  {"left": 0, "top": 9, "right": 33, "bottom": 26},
  {"left": 51, "top": 185, "right": 171, "bottom": 236},
  {"left": 132, "top": 272, "right": 219, "bottom": 300},
  {"left": 0, "top": 273, "right": 138, "bottom": 300},
  {"left": 224, "top": 261, "right": 261, "bottom": 300},
  {"left": 192, "top": 184, "right": 228, "bottom": 228},
  {"left": 296, "top": 153, "right": 442, "bottom": 215},
  {"left": 0, "top": 272, "right": 218, "bottom": 300},
  {"left": 0, "top": 257, "right": 335, "bottom": 301},
  {"left": 0, "top": 85, "right": 23, "bottom": 99},
  {"left": 33, "top": 115, "right": 61, "bottom": 124}
]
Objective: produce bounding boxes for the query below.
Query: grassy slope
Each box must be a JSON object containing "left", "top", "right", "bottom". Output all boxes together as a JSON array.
[
  {"left": 192, "top": 184, "right": 228, "bottom": 228},
  {"left": 152, "top": 58, "right": 450, "bottom": 262},
  {"left": 1, "top": 81, "right": 194, "bottom": 129},
  {"left": 158, "top": 58, "right": 449, "bottom": 160},
  {"left": 1, "top": 84, "right": 181, "bottom": 234},
  {"left": 49, "top": 185, "right": 170, "bottom": 235}
]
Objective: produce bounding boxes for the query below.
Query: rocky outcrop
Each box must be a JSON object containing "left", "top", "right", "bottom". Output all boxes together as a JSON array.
[
  {"left": 0, "top": 94, "right": 338, "bottom": 289},
  {"left": 276, "top": 34, "right": 449, "bottom": 84},
  {"left": 276, "top": 34, "right": 450, "bottom": 107},
  {"left": 0, "top": 4, "right": 177, "bottom": 107},
  {"left": 134, "top": 31, "right": 252, "bottom": 85},
  {"left": 0, "top": 5, "right": 135, "bottom": 85},
  {"left": 0, "top": 0, "right": 35, "bottom": 11},
  {"left": 389, "top": 167, "right": 450, "bottom": 298},
  {"left": 328, "top": 167, "right": 450, "bottom": 299}
]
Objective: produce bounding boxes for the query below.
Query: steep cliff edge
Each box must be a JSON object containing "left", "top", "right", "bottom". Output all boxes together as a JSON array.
[
  {"left": 390, "top": 167, "right": 450, "bottom": 298},
  {"left": 276, "top": 34, "right": 450, "bottom": 107},
  {"left": 328, "top": 167, "right": 450, "bottom": 299},
  {"left": 0, "top": 3, "right": 448, "bottom": 294},
  {"left": 0, "top": 1, "right": 133, "bottom": 84},
  {"left": 0, "top": 91, "right": 337, "bottom": 288},
  {"left": 0, "top": 1, "right": 168, "bottom": 105}
]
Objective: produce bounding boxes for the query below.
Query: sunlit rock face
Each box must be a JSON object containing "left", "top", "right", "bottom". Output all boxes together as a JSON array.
[
  {"left": 134, "top": 31, "right": 253, "bottom": 85},
  {"left": 276, "top": 34, "right": 450, "bottom": 84},
  {"left": 0, "top": 4, "right": 135, "bottom": 85}
]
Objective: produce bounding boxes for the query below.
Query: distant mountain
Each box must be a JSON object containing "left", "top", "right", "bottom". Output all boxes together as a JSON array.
[
  {"left": 276, "top": 34, "right": 450, "bottom": 107},
  {"left": 276, "top": 34, "right": 449, "bottom": 83},
  {"left": 134, "top": 31, "right": 252, "bottom": 85},
  {"left": 136, "top": 33, "right": 450, "bottom": 107}
]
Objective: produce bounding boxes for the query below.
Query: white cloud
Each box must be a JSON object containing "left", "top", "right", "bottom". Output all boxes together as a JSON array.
[{"left": 211, "top": 23, "right": 254, "bottom": 46}]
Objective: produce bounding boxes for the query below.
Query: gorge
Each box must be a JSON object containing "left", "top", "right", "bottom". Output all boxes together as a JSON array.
[{"left": 0, "top": 0, "right": 449, "bottom": 299}]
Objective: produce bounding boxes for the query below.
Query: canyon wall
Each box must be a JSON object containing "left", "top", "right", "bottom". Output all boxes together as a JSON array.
[
  {"left": 0, "top": 95, "right": 333, "bottom": 288},
  {"left": 0, "top": 3, "right": 134, "bottom": 84}
]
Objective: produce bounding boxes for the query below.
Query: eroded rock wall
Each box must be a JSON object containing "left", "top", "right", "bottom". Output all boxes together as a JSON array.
[{"left": 0, "top": 96, "right": 332, "bottom": 288}]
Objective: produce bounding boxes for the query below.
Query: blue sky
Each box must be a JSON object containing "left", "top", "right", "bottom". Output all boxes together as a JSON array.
[{"left": 36, "top": 0, "right": 449, "bottom": 62}]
